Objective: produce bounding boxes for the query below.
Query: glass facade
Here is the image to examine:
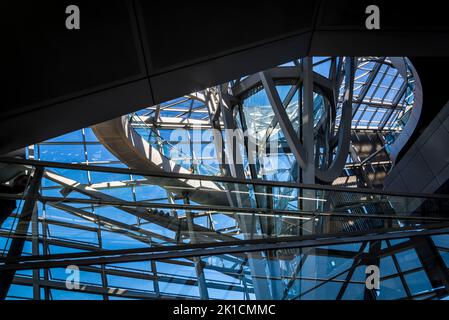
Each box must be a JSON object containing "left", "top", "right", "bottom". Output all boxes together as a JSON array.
[{"left": 2, "top": 56, "right": 447, "bottom": 301}]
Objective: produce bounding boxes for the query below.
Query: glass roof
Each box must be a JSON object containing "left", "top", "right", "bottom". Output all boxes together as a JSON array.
[{"left": 0, "top": 56, "right": 441, "bottom": 301}]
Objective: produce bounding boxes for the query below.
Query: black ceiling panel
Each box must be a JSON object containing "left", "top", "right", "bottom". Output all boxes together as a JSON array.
[
  {"left": 137, "top": 0, "right": 317, "bottom": 73},
  {"left": 2, "top": 0, "right": 449, "bottom": 155},
  {"left": 317, "top": 1, "right": 449, "bottom": 30},
  {"left": 3, "top": 0, "right": 145, "bottom": 116}
]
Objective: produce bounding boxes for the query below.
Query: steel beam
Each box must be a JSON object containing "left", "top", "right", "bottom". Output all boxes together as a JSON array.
[
  {"left": 2, "top": 157, "right": 449, "bottom": 200},
  {"left": 260, "top": 71, "right": 308, "bottom": 168},
  {"left": 0, "top": 167, "right": 43, "bottom": 299},
  {"left": 2, "top": 224, "right": 449, "bottom": 272}
]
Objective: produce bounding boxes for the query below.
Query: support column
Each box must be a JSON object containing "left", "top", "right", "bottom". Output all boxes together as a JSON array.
[
  {"left": 183, "top": 194, "right": 209, "bottom": 300},
  {"left": 0, "top": 167, "right": 44, "bottom": 300},
  {"left": 216, "top": 88, "right": 272, "bottom": 299},
  {"left": 31, "top": 204, "right": 41, "bottom": 300},
  {"left": 302, "top": 56, "right": 316, "bottom": 184}
]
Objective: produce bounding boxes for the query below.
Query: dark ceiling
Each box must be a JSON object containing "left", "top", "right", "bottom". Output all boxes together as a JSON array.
[{"left": 2, "top": 0, "right": 449, "bottom": 155}]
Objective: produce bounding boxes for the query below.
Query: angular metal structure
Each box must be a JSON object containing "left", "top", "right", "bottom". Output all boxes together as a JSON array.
[{"left": 1, "top": 55, "right": 449, "bottom": 301}]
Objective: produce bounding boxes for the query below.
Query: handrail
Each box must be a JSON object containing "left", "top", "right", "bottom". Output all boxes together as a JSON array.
[
  {"left": 1, "top": 157, "right": 449, "bottom": 200},
  {"left": 0, "top": 194, "right": 447, "bottom": 222}
]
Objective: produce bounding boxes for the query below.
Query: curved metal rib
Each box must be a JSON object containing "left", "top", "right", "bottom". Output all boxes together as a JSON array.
[
  {"left": 91, "top": 116, "right": 228, "bottom": 206},
  {"left": 315, "top": 57, "right": 355, "bottom": 183},
  {"left": 387, "top": 57, "right": 423, "bottom": 164}
]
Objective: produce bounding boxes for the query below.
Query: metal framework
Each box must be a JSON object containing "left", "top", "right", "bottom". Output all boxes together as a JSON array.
[
  {"left": 1, "top": 56, "right": 444, "bottom": 301},
  {"left": 0, "top": 159, "right": 448, "bottom": 300},
  {"left": 123, "top": 57, "right": 417, "bottom": 188}
]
